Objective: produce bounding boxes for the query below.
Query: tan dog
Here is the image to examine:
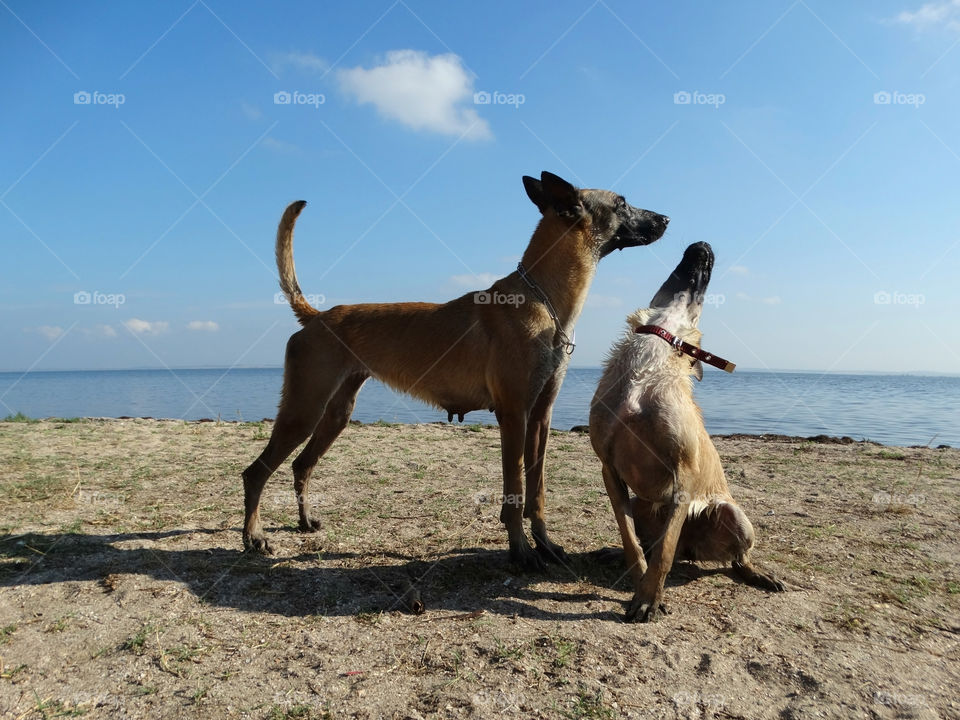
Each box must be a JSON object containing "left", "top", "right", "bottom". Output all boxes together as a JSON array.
[
  {"left": 242, "top": 172, "right": 669, "bottom": 569},
  {"left": 590, "top": 242, "right": 783, "bottom": 621}
]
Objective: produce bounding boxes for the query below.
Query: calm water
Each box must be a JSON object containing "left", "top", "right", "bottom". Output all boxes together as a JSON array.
[{"left": 0, "top": 367, "right": 957, "bottom": 448}]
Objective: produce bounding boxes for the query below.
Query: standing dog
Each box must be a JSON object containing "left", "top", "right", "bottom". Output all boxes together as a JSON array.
[
  {"left": 242, "top": 172, "right": 669, "bottom": 569},
  {"left": 590, "top": 242, "right": 783, "bottom": 621}
]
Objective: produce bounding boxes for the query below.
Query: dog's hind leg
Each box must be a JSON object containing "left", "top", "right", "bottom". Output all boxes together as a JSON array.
[
  {"left": 241, "top": 337, "right": 343, "bottom": 554},
  {"left": 711, "top": 503, "right": 785, "bottom": 592},
  {"left": 523, "top": 372, "right": 568, "bottom": 564},
  {"left": 291, "top": 373, "right": 367, "bottom": 532},
  {"left": 242, "top": 415, "right": 319, "bottom": 554}
]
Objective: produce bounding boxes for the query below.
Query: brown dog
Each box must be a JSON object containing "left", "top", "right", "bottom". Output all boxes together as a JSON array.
[
  {"left": 590, "top": 242, "right": 783, "bottom": 620},
  {"left": 242, "top": 172, "right": 669, "bottom": 569}
]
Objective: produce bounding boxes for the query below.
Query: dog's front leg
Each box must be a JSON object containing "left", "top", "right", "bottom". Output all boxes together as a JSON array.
[
  {"left": 498, "top": 411, "right": 543, "bottom": 571},
  {"left": 524, "top": 374, "right": 568, "bottom": 564},
  {"left": 627, "top": 494, "right": 688, "bottom": 623},
  {"left": 601, "top": 466, "right": 647, "bottom": 594}
]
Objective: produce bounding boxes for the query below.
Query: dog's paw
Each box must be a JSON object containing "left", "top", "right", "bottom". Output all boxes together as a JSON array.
[
  {"left": 535, "top": 538, "right": 569, "bottom": 565},
  {"left": 298, "top": 516, "right": 322, "bottom": 533},
  {"left": 626, "top": 594, "right": 668, "bottom": 623},
  {"left": 243, "top": 532, "right": 274, "bottom": 555},
  {"left": 591, "top": 547, "right": 625, "bottom": 565},
  {"left": 755, "top": 573, "right": 785, "bottom": 592},
  {"left": 509, "top": 539, "right": 546, "bottom": 572}
]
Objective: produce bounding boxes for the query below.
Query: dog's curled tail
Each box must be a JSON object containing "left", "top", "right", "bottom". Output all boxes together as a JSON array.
[{"left": 275, "top": 200, "right": 319, "bottom": 325}]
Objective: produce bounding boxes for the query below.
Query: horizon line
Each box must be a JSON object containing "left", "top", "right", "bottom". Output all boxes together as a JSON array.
[{"left": 0, "top": 365, "right": 958, "bottom": 378}]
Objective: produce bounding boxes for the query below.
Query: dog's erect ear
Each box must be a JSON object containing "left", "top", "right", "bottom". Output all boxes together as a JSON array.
[
  {"left": 540, "top": 171, "right": 582, "bottom": 218},
  {"left": 522, "top": 175, "right": 548, "bottom": 214},
  {"left": 691, "top": 359, "right": 704, "bottom": 382}
]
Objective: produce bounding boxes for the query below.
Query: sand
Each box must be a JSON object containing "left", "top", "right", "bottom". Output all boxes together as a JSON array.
[{"left": 0, "top": 418, "right": 957, "bottom": 719}]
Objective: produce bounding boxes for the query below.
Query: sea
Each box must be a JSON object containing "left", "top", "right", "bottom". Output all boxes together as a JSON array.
[{"left": 0, "top": 368, "right": 957, "bottom": 448}]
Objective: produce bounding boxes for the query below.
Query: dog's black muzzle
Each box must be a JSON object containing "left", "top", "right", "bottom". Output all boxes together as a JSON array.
[
  {"left": 649, "top": 241, "right": 714, "bottom": 307},
  {"left": 603, "top": 208, "right": 670, "bottom": 256}
]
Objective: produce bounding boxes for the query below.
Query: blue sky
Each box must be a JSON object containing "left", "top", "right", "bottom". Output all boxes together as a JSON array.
[{"left": 1, "top": 0, "right": 958, "bottom": 374}]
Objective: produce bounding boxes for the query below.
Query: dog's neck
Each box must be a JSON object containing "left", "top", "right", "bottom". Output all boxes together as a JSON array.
[{"left": 518, "top": 219, "right": 596, "bottom": 331}]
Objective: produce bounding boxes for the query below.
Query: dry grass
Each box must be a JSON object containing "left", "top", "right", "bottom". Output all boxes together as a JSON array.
[{"left": 0, "top": 418, "right": 958, "bottom": 719}]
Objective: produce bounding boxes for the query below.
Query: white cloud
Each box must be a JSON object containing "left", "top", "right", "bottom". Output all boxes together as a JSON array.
[
  {"left": 338, "top": 50, "right": 491, "bottom": 140},
  {"left": 35, "top": 325, "right": 63, "bottom": 340},
  {"left": 273, "top": 51, "right": 329, "bottom": 74},
  {"left": 585, "top": 294, "right": 624, "bottom": 309},
  {"left": 82, "top": 324, "right": 117, "bottom": 339},
  {"left": 894, "top": 1, "right": 960, "bottom": 31},
  {"left": 262, "top": 137, "right": 301, "bottom": 155},
  {"left": 241, "top": 101, "right": 262, "bottom": 120},
  {"left": 735, "top": 292, "right": 782, "bottom": 306},
  {"left": 450, "top": 272, "right": 499, "bottom": 287},
  {"left": 728, "top": 265, "right": 750, "bottom": 276},
  {"left": 187, "top": 320, "right": 219, "bottom": 332},
  {"left": 124, "top": 318, "right": 169, "bottom": 335}
]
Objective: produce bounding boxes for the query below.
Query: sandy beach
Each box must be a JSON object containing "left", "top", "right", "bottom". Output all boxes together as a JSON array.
[{"left": 0, "top": 418, "right": 957, "bottom": 719}]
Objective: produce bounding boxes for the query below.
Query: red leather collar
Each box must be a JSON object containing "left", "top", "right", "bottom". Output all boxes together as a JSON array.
[{"left": 634, "top": 324, "right": 736, "bottom": 373}]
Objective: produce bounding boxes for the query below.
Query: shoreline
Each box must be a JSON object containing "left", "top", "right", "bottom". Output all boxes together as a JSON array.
[{"left": 1, "top": 415, "right": 952, "bottom": 450}]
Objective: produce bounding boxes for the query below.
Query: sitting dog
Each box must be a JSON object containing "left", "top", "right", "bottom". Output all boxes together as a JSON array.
[{"left": 589, "top": 241, "right": 783, "bottom": 622}]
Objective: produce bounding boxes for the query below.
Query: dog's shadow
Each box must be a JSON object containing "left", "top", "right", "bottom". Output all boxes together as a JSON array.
[{"left": 0, "top": 529, "right": 728, "bottom": 622}]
